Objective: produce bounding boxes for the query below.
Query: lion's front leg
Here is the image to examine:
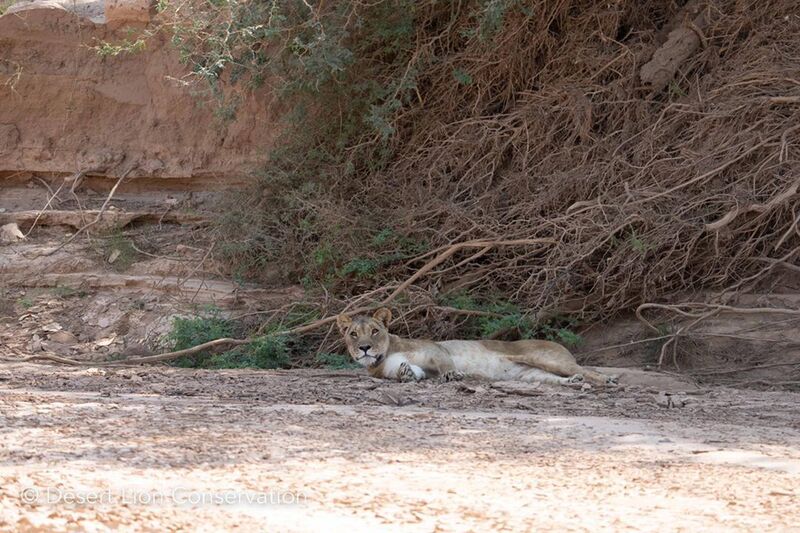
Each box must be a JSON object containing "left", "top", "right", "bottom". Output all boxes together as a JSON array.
[
  {"left": 397, "top": 362, "right": 425, "bottom": 382},
  {"left": 383, "top": 354, "right": 426, "bottom": 382},
  {"left": 437, "top": 370, "right": 465, "bottom": 383}
]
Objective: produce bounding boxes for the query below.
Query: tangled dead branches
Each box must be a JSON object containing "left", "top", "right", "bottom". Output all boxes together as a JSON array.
[{"left": 198, "top": 0, "right": 800, "bottom": 344}]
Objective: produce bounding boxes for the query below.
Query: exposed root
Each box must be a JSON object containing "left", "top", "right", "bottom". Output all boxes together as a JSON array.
[{"left": 636, "top": 302, "right": 800, "bottom": 368}]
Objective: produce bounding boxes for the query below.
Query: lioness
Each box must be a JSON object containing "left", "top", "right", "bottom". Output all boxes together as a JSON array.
[{"left": 338, "top": 308, "right": 617, "bottom": 386}]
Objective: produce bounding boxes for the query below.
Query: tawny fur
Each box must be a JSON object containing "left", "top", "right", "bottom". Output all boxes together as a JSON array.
[{"left": 337, "top": 308, "right": 616, "bottom": 387}]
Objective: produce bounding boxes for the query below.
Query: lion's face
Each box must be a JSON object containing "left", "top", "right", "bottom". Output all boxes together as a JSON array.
[{"left": 337, "top": 308, "right": 392, "bottom": 368}]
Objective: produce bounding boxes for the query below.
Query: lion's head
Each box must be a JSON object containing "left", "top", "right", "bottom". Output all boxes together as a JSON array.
[{"left": 337, "top": 308, "right": 392, "bottom": 368}]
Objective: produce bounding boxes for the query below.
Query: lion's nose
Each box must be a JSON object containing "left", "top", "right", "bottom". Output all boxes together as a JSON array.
[{"left": 359, "top": 345, "right": 371, "bottom": 353}]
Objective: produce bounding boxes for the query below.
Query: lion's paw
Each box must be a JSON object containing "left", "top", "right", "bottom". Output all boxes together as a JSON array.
[
  {"left": 398, "top": 362, "right": 420, "bottom": 383},
  {"left": 567, "top": 374, "right": 584, "bottom": 384},
  {"left": 438, "top": 370, "right": 465, "bottom": 384},
  {"left": 606, "top": 375, "right": 620, "bottom": 386}
]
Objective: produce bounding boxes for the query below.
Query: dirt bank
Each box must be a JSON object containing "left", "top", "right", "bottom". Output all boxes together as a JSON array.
[{"left": 0, "top": 0, "right": 276, "bottom": 180}]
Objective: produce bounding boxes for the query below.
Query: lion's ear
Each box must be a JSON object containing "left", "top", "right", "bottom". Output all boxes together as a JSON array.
[
  {"left": 372, "top": 307, "right": 392, "bottom": 327},
  {"left": 336, "top": 314, "right": 353, "bottom": 334}
]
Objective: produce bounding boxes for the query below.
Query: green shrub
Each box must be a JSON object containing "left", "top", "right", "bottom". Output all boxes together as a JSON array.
[
  {"left": 442, "top": 293, "right": 583, "bottom": 347},
  {"left": 94, "top": 38, "right": 147, "bottom": 57},
  {"left": 169, "top": 312, "right": 234, "bottom": 367},
  {"left": 211, "top": 335, "right": 291, "bottom": 369},
  {"left": 167, "top": 311, "right": 293, "bottom": 369}
]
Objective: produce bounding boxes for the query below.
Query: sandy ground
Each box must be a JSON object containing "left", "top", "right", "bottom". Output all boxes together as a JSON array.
[{"left": 0, "top": 364, "right": 798, "bottom": 532}]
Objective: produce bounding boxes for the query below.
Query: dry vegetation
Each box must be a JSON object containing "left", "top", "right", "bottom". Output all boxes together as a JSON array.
[{"left": 123, "top": 0, "right": 800, "bottom": 368}]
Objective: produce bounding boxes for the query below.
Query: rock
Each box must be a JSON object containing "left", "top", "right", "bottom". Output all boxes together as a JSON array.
[
  {"left": 0, "top": 0, "right": 275, "bottom": 181},
  {"left": 48, "top": 330, "right": 78, "bottom": 344},
  {"left": 1, "top": 223, "right": 25, "bottom": 243},
  {"left": 27, "top": 334, "right": 43, "bottom": 352},
  {"left": 655, "top": 391, "right": 694, "bottom": 409},
  {"left": 94, "top": 336, "right": 117, "bottom": 347},
  {"left": 456, "top": 383, "right": 487, "bottom": 394},
  {"left": 119, "top": 342, "right": 154, "bottom": 358},
  {"left": 43, "top": 341, "right": 74, "bottom": 355}
]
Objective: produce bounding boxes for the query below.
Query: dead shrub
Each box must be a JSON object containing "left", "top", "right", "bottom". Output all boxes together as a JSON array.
[{"left": 167, "top": 0, "right": 800, "bottom": 347}]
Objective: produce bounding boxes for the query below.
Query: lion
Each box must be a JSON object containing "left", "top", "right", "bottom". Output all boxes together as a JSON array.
[{"left": 337, "top": 308, "right": 618, "bottom": 387}]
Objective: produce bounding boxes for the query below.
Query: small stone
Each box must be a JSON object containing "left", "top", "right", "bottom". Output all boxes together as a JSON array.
[
  {"left": 94, "top": 336, "right": 116, "bottom": 347},
  {"left": 28, "top": 335, "right": 42, "bottom": 352},
  {"left": 0, "top": 223, "right": 24, "bottom": 243},
  {"left": 49, "top": 331, "right": 78, "bottom": 344},
  {"left": 656, "top": 391, "right": 691, "bottom": 408}
]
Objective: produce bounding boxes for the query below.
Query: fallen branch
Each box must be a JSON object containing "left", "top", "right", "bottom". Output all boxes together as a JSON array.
[{"left": 7, "top": 338, "right": 251, "bottom": 366}]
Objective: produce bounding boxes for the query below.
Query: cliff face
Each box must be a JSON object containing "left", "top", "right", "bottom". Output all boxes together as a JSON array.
[{"left": 0, "top": 0, "right": 277, "bottom": 180}]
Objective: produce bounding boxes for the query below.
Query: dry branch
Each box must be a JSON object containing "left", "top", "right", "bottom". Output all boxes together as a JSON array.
[
  {"left": 211, "top": 0, "right": 800, "bottom": 342},
  {"left": 42, "top": 169, "right": 131, "bottom": 256},
  {"left": 640, "top": 1, "right": 708, "bottom": 91},
  {"left": 637, "top": 302, "right": 800, "bottom": 333},
  {"left": 636, "top": 302, "right": 800, "bottom": 367},
  {"left": 382, "top": 239, "right": 555, "bottom": 305}
]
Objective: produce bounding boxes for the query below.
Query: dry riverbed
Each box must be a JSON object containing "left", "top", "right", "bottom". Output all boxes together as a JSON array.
[{"left": 0, "top": 364, "right": 798, "bottom": 531}]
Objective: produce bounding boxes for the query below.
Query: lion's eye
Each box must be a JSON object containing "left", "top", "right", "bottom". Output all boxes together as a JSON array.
[
  {"left": 371, "top": 329, "right": 378, "bottom": 336},
  {"left": 350, "top": 331, "right": 357, "bottom": 338}
]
